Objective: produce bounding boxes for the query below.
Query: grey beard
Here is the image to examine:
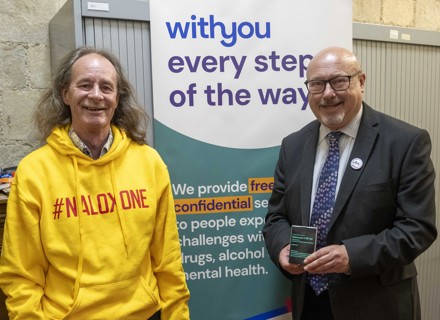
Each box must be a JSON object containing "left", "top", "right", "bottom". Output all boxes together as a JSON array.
[{"left": 321, "top": 111, "right": 345, "bottom": 128}]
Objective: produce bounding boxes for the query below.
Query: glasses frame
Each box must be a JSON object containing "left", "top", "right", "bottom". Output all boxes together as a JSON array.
[{"left": 304, "top": 71, "right": 362, "bottom": 94}]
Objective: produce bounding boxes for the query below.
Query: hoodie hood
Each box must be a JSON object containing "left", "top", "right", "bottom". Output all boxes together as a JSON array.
[{"left": 47, "top": 125, "right": 131, "bottom": 166}]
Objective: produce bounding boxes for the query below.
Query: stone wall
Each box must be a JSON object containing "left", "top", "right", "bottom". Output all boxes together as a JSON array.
[
  {"left": 0, "top": 0, "right": 439, "bottom": 167},
  {"left": 0, "top": 0, "right": 68, "bottom": 167}
]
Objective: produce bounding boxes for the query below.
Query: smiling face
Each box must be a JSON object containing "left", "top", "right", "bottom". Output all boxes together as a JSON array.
[
  {"left": 62, "top": 53, "right": 119, "bottom": 137},
  {"left": 306, "top": 47, "right": 366, "bottom": 130}
]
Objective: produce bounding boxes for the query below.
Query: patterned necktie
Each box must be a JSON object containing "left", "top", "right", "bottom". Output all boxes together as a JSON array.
[{"left": 308, "top": 131, "right": 341, "bottom": 295}]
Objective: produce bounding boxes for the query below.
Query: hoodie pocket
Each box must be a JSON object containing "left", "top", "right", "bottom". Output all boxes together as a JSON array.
[{"left": 59, "top": 276, "right": 160, "bottom": 320}]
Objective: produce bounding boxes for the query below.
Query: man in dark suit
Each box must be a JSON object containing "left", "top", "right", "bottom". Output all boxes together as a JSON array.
[{"left": 263, "top": 46, "right": 437, "bottom": 320}]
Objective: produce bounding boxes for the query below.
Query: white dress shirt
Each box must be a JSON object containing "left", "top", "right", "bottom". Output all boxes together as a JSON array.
[{"left": 310, "top": 105, "right": 363, "bottom": 221}]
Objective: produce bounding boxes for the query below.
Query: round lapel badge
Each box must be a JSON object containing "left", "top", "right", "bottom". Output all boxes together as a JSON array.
[{"left": 350, "top": 158, "right": 363, "bottom": 170}]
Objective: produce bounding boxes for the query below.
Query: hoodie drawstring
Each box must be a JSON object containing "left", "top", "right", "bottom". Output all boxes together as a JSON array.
[
  {"left": 72, "top": 156, "right": 84, "bottom": 300},
  {"left": 110, "top": 162, "right": 129, "bottom": 256}
]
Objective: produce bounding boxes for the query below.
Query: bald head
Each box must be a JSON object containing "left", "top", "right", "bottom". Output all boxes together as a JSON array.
[{"left": 307, "top": 47, "right": 361, "bottom": 80}]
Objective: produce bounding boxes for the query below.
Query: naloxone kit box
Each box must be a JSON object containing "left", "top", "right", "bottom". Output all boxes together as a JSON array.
[{"left": 289, "top": 225, "right": 317, "bottom": 264}]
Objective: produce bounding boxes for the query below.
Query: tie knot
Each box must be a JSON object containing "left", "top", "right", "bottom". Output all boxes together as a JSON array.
[
  {"left": 327, "top": 131, "right": 341, "bottom": 145},
  {"left": 327, "top": 131, "right": 341, "bottom": 140}
]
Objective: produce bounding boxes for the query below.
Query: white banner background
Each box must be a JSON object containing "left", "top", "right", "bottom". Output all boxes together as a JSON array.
[{"left": 151, "top": 0, "right": 352, "bottom": 318}]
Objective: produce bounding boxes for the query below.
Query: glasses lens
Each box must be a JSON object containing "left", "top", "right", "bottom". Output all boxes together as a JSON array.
[
  {"left": 330, "top": 76, "right": 350, "bottom": 90},
  {"left": 307, "top": 81, "right": 325, "bottom": 93}
]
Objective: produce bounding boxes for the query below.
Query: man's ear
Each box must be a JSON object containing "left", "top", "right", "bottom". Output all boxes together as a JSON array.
[
  {"left": 61, "top": 87, "right": 69, "bottom": 105},
  {"left": 359, "top": 72, "right": 366, "bottom": 91}
]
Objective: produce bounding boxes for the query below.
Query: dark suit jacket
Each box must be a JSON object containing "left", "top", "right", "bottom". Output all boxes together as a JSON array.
[{"left": 263, "top": 103, "right": 437, "bottom": 320}]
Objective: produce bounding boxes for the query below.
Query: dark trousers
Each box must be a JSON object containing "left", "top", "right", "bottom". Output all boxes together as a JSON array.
[
  {"left": 148, "top": 310, "right": 161, "bottom": 320},
  {"left": 301, "top": 284, "right": 334, "bottom": 320}
]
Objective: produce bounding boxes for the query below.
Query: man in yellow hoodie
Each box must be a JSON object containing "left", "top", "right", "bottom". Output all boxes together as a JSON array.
[{"left": 0, "top": 47, "right": 190, "bottom": 320}]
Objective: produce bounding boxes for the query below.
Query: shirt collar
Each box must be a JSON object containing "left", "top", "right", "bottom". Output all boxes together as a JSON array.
[{"left": 68, "top": 127, "right": 114, "bottom": 159}]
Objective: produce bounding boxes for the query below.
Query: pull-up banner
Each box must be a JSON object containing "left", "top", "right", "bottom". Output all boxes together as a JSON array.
[{"left": 150, "top": 1, "right": 352, "bottom": 318}]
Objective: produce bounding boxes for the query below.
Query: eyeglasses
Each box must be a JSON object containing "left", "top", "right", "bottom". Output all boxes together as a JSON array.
[{"left": 304, "top": 71, "right": 362, "bottom": 94}]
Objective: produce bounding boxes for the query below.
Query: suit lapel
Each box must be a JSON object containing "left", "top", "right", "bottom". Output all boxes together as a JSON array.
[
  {"left": 300, "top": 124, "right": 320, "bottom": 226},
  {"left": 330, "top": 104, "right": 379, "bottom": 228}
]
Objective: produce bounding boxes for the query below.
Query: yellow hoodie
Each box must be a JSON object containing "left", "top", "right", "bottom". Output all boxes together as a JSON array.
[{"left": 0, "top": 125, "right": 190, "bottom": 319}]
